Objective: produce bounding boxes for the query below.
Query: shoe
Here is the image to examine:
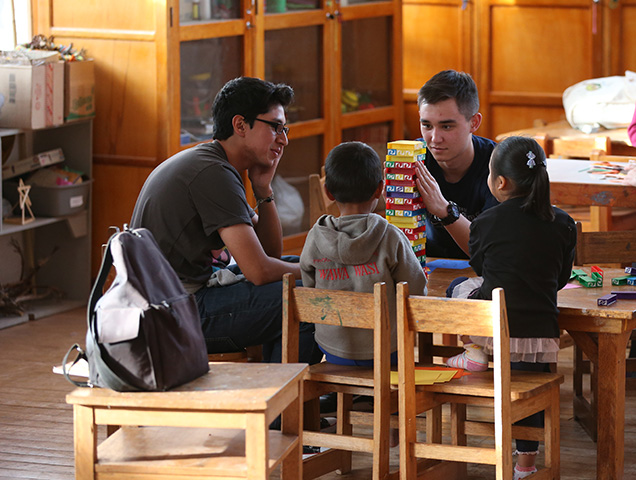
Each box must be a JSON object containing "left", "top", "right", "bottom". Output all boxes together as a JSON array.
[
  {"left": 320, "top": 392, "right": 337, "bottom": 415},
  {"left": 513, "top": 465, "right": 537, "bottom": 480},
  {"left": 446, "top": 351, "right": 488, "bottom": 372},
  {"left": 302, "top": 445, "right": 328, "bottom": 459},
  {"left": 320, "top": 416, "right": 337, "bottom": 433}
]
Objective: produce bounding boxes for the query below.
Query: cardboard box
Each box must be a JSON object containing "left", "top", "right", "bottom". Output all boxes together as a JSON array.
[
  {"left": 64, "top": 60, "right": 95, "bottom": 122},
  {"left": 2, "top": 147, "right": 65, "bottom": 180},
  {"left": 0, "top": 51, "right": 64, "bottom": 129}
]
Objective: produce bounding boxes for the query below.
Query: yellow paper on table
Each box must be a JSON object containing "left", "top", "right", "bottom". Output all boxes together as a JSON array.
[{"left": 390, "top": 369, "right": 458, "bottom": 385}]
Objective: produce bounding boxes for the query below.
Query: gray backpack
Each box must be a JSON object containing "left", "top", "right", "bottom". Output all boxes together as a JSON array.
[{"left": 63, "top": 226, "right": 209, "bottom": 391}]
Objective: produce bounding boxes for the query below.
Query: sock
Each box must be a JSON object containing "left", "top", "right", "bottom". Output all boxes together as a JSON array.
[
  {"left": 446, "top": 343, "right": 488, "bottom": 372},
  {"left": 513, "top": 464, "right": 537, "bottom": 480}
]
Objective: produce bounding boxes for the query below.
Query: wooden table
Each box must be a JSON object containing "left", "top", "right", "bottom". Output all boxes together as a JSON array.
[
  {"left": 495, "top": 119, "right": 636, "bottom": 156},
  {"left": 66, "top": 362, "right": 308, "bottom": 480},
  {"left": 426, "top": 261, "right": 636, "bottom": 480},
  {"left": 547, "top": 158, "right": 636, "bottom": 209}
]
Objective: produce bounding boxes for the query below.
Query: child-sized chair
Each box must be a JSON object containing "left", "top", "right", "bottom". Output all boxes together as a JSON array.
[
  {"left": 396, "top": 282, "right": 563, "bottom": 480},
  {"left": 282, "top": 273, "right": 396, "bottom": 480}
]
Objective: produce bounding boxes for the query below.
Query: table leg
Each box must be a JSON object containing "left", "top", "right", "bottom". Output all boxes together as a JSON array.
[
  {"left": 73, "top": 405, "right": 96, "bottom": 480},
  {"left": 281, "top": 379, "right": 303, "bottom": 480},
  {"left": 595, "top": 332, "right": 629, "bottom": 480},
  {"left": 246, "top": 413, "right": 269, "bottom": 480}
]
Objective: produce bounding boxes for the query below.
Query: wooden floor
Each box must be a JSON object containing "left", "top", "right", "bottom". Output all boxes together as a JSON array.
[{"left": 1, "top": 307, "right": 635, "bottom": 479}]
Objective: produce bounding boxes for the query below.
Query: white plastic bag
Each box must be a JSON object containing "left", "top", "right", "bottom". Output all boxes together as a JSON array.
[
  {"left": 563, "top": 70, "right": 636, "bottom": 132},
  {"left": 272, "top": 175, "right": 304, "bottom": 236}
]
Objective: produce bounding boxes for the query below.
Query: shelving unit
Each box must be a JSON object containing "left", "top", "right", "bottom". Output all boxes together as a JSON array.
[{"left": 0, "top": 120, "right": 93, "bottom": 329}]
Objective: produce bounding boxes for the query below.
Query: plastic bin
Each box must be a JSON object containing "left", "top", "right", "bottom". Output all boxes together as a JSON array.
[{"left": 3, "top": 179, "right": 92, "bottom": 217}]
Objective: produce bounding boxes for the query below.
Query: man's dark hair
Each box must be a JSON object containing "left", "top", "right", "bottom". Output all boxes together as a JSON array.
[
  {"left": 212, "top": 77, "right": 294, "bottom": 140},
  {"left": 417, "top": 70, "right": 479, "bottom": 121},
  {"left": 324, "top": 142, "right": 383, "bottom": 204}
]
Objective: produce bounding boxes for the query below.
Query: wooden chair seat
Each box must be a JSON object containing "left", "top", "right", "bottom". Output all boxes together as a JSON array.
[{"left": 415, "top": 369, "right": 563, "bottom": 402}]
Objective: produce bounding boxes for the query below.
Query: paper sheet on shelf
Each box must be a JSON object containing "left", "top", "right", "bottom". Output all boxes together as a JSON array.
[{"left": 53, "top": 358, "right": 89, "bottom": 378}]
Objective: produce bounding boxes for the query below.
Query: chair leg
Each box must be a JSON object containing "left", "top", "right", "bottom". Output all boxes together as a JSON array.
[
  {"left": 451, "top": 403, "right": 468, "bottom": 478},
  {"left": 544, "top": 387, "right": 561, "bottom": 479},
  {"left": 426, "top": 405, "right": 443, "bottom": 444},
  {"left": 336, "top": 392, "right": 353, "bottom": 474}
]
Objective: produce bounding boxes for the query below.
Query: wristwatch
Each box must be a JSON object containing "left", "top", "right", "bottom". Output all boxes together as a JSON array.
[{"left": 439, "top": 201, "right": 460, "bottom": 226}]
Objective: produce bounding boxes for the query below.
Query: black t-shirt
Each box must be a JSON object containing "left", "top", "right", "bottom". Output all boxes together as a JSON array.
[{"left": 422, "top": 135, "right": 498, "bottom": 259}]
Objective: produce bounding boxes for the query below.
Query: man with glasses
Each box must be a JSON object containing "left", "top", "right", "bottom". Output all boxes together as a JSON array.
[
  {"left": 131, "top": 77, "right": 322, "bottom": 366},
  {"left": 414, "top": 70, "right": 498, "bottom": 259}
]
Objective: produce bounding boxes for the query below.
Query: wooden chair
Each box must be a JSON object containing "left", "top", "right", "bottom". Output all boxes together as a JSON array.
[
  {"left": 571, "top": 221, "right": 636, "bottom": 440},
  {"left": 281, "top": 273, "right": 396, "bottom": 480},
  {"left": 396, "top": 282, "right": 563, "bottom": 480}
]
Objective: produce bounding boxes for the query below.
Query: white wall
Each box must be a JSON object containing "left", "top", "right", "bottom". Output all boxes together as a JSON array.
[{"left": 0, "top": 0, "right": 32, "bottom": 51}]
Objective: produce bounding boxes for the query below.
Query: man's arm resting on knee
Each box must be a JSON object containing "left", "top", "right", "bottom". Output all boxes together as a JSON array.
[{"left": 219, "top": 223, "right": 300, "bottom": 285}]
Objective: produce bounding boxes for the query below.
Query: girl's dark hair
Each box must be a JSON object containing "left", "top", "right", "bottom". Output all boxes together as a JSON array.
[
  {"left": 324, "top": 141, "right": 382, "bottom": 203},
  {"left": 212, "top": 77, "right": 294, "bottom": 140},
  {"left": 490, "top": 136, "right": 555, "bottom": 222}
]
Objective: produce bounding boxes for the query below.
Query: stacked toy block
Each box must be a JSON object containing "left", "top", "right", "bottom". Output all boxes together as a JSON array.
[{"left": 384, "top": 140, "right": 427, "bottom": 268}]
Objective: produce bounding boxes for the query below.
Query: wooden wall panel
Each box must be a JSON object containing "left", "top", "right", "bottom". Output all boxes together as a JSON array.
[
  {"left": 480, "top": 0, "right": 598, "bottom": 140},
  {"left": 92, "top": 164, "right": 153, "bottom": 276},
  {"left": 49, "top": 0, "right": 157, "bottom": 32},
  {"left": 50, "top": 37, "right": 160, "bottom": 164},
  {"left": 402, "top": 0, "right": 473, "bottom": 139},
  {"left": 617, "top": 2, "right": 636, "bottom": 73},
  {"left": 490, "top": 105, "right": 566, "bottom": 139}
]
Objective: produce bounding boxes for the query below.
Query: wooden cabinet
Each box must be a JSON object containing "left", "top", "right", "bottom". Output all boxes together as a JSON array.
[
  {"left": 0, "top": 120, "right": 93, "bottom": 329},
  {"left": 33, "top": 0, "right": 403, "bottom": 273},
  {"left": 402, "top": 0, "right": 636, "bottom": 141}
]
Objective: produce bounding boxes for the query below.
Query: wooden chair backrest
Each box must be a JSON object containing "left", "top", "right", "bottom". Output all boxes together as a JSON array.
[
  {"left": 396, "top": 282, "right": 512, "bottom": 478},
  {"left": 282, "top": 273, "right": 390, "bottom": 370},
  {"left": 574, "top": 221, "right": 636, "bottom": 266},
  {"left": 548, "top": 135, "right": 611, "bottom": 159},
  {"left": 308, "top": 173, "right": 340, "bottom": 226}
]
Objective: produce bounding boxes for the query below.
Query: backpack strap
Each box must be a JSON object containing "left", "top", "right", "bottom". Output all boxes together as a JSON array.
[
  {"left": 62, "top": 343, "right": 91, "bottom": 387},
  {"left": 84, "top": 230, "right": 137, "bottom": 391}
]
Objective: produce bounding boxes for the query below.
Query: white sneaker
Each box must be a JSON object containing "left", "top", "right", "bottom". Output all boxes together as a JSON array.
[{"left": 513, "top": 465, "right": 537, "bottom": 479}]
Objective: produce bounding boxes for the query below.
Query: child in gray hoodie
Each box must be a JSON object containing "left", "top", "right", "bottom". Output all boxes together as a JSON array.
[{"left": 300, "top": 141, "right": 428, "bottom": 366}]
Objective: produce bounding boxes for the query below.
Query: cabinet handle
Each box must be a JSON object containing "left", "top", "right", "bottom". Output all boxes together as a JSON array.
[
  {"left": 326, "top": 12, "right": 335, "bottom": 19},
  {"left": 462, "top": 0, "right": 468, "bottom": 10},
  {"left": 246, "top": 21, "right": 253, "bottom": 28}
]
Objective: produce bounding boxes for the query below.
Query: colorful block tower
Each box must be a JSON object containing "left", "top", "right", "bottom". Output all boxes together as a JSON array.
[{"left": 384, "top": 140, "right": 427, "bottom": 268}]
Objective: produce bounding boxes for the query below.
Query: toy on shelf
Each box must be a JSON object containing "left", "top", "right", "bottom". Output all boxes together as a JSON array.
[
  {"left": 384, "top": 140, "right": 426, "bottom": 269},
  {"left": 5, "top": 178, "right": 35, "bottom": 225}
]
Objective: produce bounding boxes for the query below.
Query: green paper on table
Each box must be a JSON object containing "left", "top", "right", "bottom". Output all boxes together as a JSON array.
[{"left": 390, "top": 368, "right": 459, "bottom": 385}]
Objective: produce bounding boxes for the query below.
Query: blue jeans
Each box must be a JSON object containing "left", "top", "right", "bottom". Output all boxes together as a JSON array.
[{"left": 194, "top": 256, "right": 323, "bottom": 365}]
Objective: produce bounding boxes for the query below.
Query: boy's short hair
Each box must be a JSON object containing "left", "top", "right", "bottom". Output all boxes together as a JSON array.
[
  {"left": 212, "top": 77, "right": 294, "bottom": 140},
  {"left": 324, "top": 141, "right": 382, "bottom": 204},
  {"left": 417, "top": 70, "right": 479, "bottom": 121}
]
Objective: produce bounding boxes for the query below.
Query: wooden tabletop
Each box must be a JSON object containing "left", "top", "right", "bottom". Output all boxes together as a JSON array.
[
  {"left": 66, "top": 362, "right": 309, "bottom": 410},
  {"left": 495, "top": 119, "right": 633, "bottom": 147}
]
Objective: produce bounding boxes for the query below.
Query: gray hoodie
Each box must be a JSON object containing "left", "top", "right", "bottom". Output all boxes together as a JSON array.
[{"left": 300, "top": 213, "right": 428, "bottom": 359}]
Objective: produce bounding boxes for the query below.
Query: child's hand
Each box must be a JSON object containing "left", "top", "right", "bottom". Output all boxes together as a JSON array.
[{"left": 623, "top": 160, "right": 636, "bottom": 187}]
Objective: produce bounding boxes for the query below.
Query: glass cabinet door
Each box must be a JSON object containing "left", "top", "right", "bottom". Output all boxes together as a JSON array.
[
  {"left": 179, "top": 37, "right": 244, "bottom": 145},
  {"left": 179, "top": 0, "right": 242, "bottom": 23},
  {"left": 340, "top": 16, "right": 392, "bottom": 113},
  {"left": 265, "top": 24, "right": 324, "bottom": 234}
]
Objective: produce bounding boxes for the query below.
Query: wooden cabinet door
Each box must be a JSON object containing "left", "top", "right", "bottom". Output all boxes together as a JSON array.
[
  {"left": 402, "top": 0, "right": 475, "bottom": 139},
  {"left": 478, "top": 0, "right": 608, "bottom": 140}
]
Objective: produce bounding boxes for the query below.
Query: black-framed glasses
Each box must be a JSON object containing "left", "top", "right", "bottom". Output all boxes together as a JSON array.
[{"left": 254, "top": 117, "right": 289, "bottom": 136}]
